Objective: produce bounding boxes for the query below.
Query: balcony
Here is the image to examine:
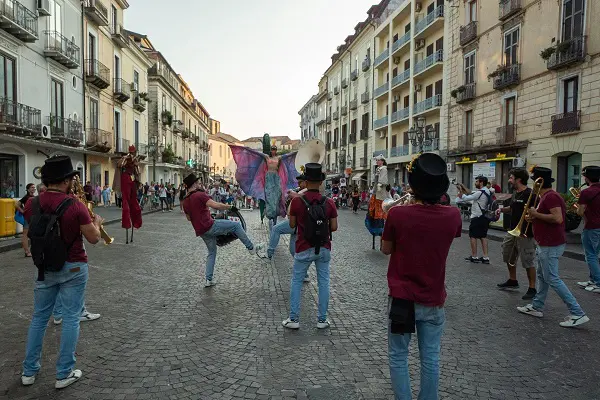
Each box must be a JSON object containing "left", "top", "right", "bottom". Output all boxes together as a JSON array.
[
  {"left": 173, "top": 120, "right": 184, "bottom": 133},
  {"left": 341, "top": 105, "right": 348, "bottom": 116},
  {"left": 334, "top": 86, "right": 340, "bottom": 95},
  {"left": 422, "top": 138, "right": 441, "bottom": 152},
  {"left": 415, "top": 5, "right": 444, "bottom": 38},
  {"left": 373, "top": 149, "right": 388, "bottom": 158},
  {"left": 374, "top": 48, "right": 389, "bottom": 68},
  {"left": 374, "top": 81, "right": 389, "bottom": 100},
  {"left": 391, "top": 107, "right": 409, "bottom": 124},
  {"left": 373, "top": 116, "right": 388, "bottom": 130},
  {"left": 333, "top": 110, "right": 339, "bottom": 120},
  {"left": 392, "top": 30, "right": 411, "bottom": 55},
  {"left": 133, "top": 95, "right": 146, "bottom": 112},
  {"left": 351, "top": 69, "right": 358, "bottom": 81},
  {"left": 360, "top": 128, "right": 369, "bottom": 140},
  {"left": 181, "top": 130, "right": 190, "bottom": 139},
  {"left": 454, "top": 83, "right": 476, "bottom": 104},
  {"left": 341, "top": 136, "right": 347, "bottom": 146},
  {"left": 361, "top": 92, "right": 370, "bottom": 104},
  {"left": 326, "top": 143, "right": 331, "bottom": 151},
  {"left": 546, "top": 36, "right": 586, "bottom": 70},
  {"left": 0, "top": 0, "right": 38, "bottom": 42},
  {"left": 551, "top": 111, "right": 581, "bottom": 135},
  {"left": 414, "top": 50, "right": 443, "bottom": 77},
  {"left": 349, "top": 99, "right": 358, "bottom": 110},
  {"left": 349, "top": 132, "right": 357, "bottom": 144},
  {"left": 492, "top": 64, "right": 520, "bottom": 90},
  {"left": 327, "top": 92, "right": 333, "bottom": 101},
  {"left": 414, "top": 95, "right": 442, "bottom": 116},
  {"left": 341, "top": 78, "right": 348, "bottom": 89},
  {"left": 458, "top": 135, "right": 474, "bottom": 152},
  {"left": 495, "top": 124, "right": 517, "bottom": 145},
  {"left": 85, "top": 128, "right": 113, "bottom": 153},
  {"left": 390, "top": 145, "right": 409, "bottom": 157},
  {"left": 84, "top": 0, "right": 109, "bottom": 26},
  {"left": 113, "top": 78, "right": 131, "bottom": 102},
  {"left": 391, "top": 69, "right": 410, "bottom": 89},
  {"left": 326, "top": 116, "right": 331, "bottom": 124},
  {"left": 44, "top": 31, "right": 80, "bottom": 69},
  {"left": 316, "top": 115, "right": 326, "bottom": 126},
  {"left": 48, "top": 117, "right": 83, "bottom": 147},
  {"left": 362, "top": 57, "right": 371, "bottom": 72},
  {"left": 137, "top": 143, "right": 148, "bottom": 160},
  {"left": 109, "top": 23, "right": 129, "bottom": 48},
  {"left": 460, "top": 21, "right": 477, "bottom": 46},
  {"left": 332, "top": 140, "right": 338, "bottom": 150},
  {"left": 116, "top": 137, "right": 130, "bottom": 154},
  {"left": 0, "top": 98, "right": 41, "bottom": 137},
  {"left": 499, "top": 0, "right": 521, "bottom": 21},
  {"left": 85, "top": 59, "right": 110, "bottom": 89}
]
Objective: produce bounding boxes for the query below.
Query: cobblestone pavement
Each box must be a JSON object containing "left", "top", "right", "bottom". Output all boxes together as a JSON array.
[{"left": 1, "top": 208, "right": 599, "bottom": 400}]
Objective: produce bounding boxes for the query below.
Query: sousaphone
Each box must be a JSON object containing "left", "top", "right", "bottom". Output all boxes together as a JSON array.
[{"left": 295, "top": 139, "right": 325, "bottom": 172}]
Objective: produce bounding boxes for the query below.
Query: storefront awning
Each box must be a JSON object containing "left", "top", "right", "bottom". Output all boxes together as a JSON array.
[{"left": 351, "top": 172, "right": 367, "bottom": 181}]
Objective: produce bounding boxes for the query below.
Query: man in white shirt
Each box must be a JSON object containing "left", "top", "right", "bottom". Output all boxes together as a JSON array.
[{"left": 456, "top": 176, "right": 492, "bottom": 264}]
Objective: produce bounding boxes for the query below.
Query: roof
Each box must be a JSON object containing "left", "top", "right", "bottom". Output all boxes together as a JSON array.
[
  {"left": 210, "top": 132, "right": 240, "bottom": 144},
  {"left": 241, "top": 138, "right": 261, "bottom": 143}
]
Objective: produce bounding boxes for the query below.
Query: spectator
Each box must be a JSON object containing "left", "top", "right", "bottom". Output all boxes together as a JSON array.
[
  {"left": 456, "top": 176, "right": 492, "bottom": 264},
  {"left": 491, "top": 179, "right": 502, "bottom": 194},
  {"left": 93, "top": 184, "right": 101, "bottom": 205},
  {"left": 83, "top": 181, "right": 93, "bottom": 202},
  {"left": 159, "top": 184, "right": 168, "bottom": 212},
  {"left": 16, "top": 183, "right": 36, "bottom": 257},
  {"left": 101, "top": 185, "right": 111, "bottom": 207}
]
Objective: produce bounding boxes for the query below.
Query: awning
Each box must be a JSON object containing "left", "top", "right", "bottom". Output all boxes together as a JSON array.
[{"left": 351, "top": 172, "right": 367, "bottom": 181}]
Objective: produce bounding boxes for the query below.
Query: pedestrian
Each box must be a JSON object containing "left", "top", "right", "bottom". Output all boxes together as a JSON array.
[
  {"left": 159, "top": 184, "right": 168, "bottom": 212},
  {"left": 179, "top": 182, "right": 187, "bottom": 214},
  {"left": 455, "top": 176, "right": 492, "bottom": 264},
  {"left": 166, "top": 184, "right": 173, "bottom": 210},
  {"left": 282, "top": 163, "right": 338, "bottom": 330},
  {"left": 182, "top": 173, "right": 257, "bottom": 287},
  {"left": 170, "top": 184, "right": 177, "bottom": 209},
  {"left": 517, "top": 167, "right": 589, "bottom": 327},
  {"left": 576, "top": 165, "right": 600, "bottom": 293},
  {"left": 21, "top": 155, "right": 104, "bottom": 389},
  {"left": 115, "top": 191, "right": 122, "bottom": 208},
  {"left": 16, "top": 183, "right": 36, "bottom": 257},
  {"left": 496, "top": 168, "right": 537, "bottom": 300},
  {"left": 93, "top": 183, "right": 101, "bottom": 205},
  {"left": 83, "top": 181, "right": 93, "bottom": 202},
  {"left": 351, "top": 187, "right": 360, "bottom": 214},
  {"left": 381, "top": 153, "right": 462, "bottom": 400},
  {"left": 101, "top": 185, "right": 111, "bottom": 207}
]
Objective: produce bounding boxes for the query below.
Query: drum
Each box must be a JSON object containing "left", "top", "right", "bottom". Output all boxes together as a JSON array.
[{"left": 211, "top": 208, "right": 247, "bottom": 247}]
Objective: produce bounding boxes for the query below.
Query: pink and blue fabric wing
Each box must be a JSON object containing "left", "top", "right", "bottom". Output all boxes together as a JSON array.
[
  {"left": 229, "top": 145, "right": 267, "bottom": 201},
  {"left": 277, "top": 152, "right": 299, "bottom": 216}
]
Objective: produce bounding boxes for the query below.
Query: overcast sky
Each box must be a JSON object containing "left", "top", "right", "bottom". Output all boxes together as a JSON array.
[{"left": 126, "top": 0, "right": 371, "bottom": 140}]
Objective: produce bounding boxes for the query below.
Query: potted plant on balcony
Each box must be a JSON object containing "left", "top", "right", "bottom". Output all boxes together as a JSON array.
[
  {"left": 161, "top": 110, "right": 173, "bottom": 127},
  {"left": 451, "top": 85, "right": 466, "bottom": 98},
  {"left": 138, "top": 92, "right": 151, "bottom": 102},
  {"left": 161, "top": 144, "right": 175, "bottom": 164},
  {"left": 487, "top": 65, "right": 508, "bottom": 80},
  {"left": 540, "top": 46, "right": 556, "bottom": 61}
]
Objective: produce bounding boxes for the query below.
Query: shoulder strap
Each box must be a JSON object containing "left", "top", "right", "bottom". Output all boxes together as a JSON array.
[
  {"left": 55, "top": 198, "right": 74, "bottom": 217},
  {"left": 318, "top": 195, "right": 327, "bottom": 205},
  {"left": 476, "top": 190, "right": 490, "bottom": 212},
  {"left": 31, "top": 196, "right": 41, "bottom": 216},
  {"left": 300, "top": 195, "right": 310, "bottom": 207}
]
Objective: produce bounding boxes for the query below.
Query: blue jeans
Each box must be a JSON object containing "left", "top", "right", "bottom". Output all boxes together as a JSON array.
[
  {"left": 581, "top": 228, "right": 600, "bottom": 284},
  {"left": 23, "top": 262, "right": 88, "bottom": 379},
  {"left": 201, "top": 219, "right": 254, "bottom": 281},
  {"left": 267, "top": 220, "right": 296, "bottom": 258},
  {"left": 289, "top": 248, "right": 331, "bottom": 321},
  {"left": 53, "top": 300, "right": 87, "bottom": 320},
  {"left": 532, "top": 245, "right": 585, "bottom": 316},
  {"left": 389, "top": 303, "right": 445, "bottom": 400}
]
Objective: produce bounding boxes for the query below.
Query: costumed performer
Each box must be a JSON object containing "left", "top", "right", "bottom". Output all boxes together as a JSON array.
[
  {"left": 366, "top": 154, "right": 391, "bottom": 245},
  {"left": 113, "top": 145, "right": 142, "bottom": 244}
]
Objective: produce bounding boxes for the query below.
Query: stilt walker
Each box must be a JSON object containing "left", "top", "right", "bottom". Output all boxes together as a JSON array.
[{"left": 114, "top": 145, "right": 143, "bottom": 243}]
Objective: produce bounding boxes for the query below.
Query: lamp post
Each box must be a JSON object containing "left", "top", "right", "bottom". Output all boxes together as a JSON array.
[
  {"left": 149, "top": 135, "right": 164, "bottom": 182},
  {"left": 407, "top": 116, "right": 435, "bottom": 154},
  {"left": 213, "top": 162, "right": 216, "bottom": 182}
]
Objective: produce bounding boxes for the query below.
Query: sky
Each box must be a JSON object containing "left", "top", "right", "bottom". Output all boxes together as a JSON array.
[{"left": 126, "top": 0, "right": 372, "bottom": 140}]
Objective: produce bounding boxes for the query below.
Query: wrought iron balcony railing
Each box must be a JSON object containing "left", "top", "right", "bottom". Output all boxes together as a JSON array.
[
  {"left": 551, "top": 111, "right": 581, "bottom": 135},
  {"left": 0, "top": 97, "right": 41, "bottom": 136},
  {"left": 85, "top": 128, "right": 113, "bottom": 152},
  {"left": 492, "top": 64, "right": 520, "bottom": 90},
  {"left": 47, "top": 116, "right": 83, "bottom": 147},
  {"left": 85, "top": 59, "right": 110, "bottom": 89},
  {"left": 362, "top": 57, "right": 371, "bottom": 72},
  {"left": 351, "top": 69, "right": 358, "bottom": 81},
  {"left": 455, "top": 83, "right": 476, "bottom": 104},
  {"left": 109, "top": 23, "right": 129, "bottom": 48},
  {"left": 113, "top": 78, "right": 131, "bottom": 102},
  {"left": 341, "top": 78, "right": 348, "bottom": 89},
  {"left": 0, "top": 0, "right": 38, "bottom": 42},
  {"left": 360, "top": 157, "right": 367, "bottom": 167},
  {"left": 360, "top": 128, "right": 369, "bottom": 140},
  {"left": 83, "top": 0, "right": 109, "bottom": 26},
  {"left": 349, "top": 98, "right": 358, "bottom": 110},
  {"left": 361, "top": 92, "right": 370, "bottom": 104},
  {"left": 460, "top": 21, "right": 477, "bottom": 46},
  {"left": 499, "top": 0, "right": 521, "bottom": 21},
  {"left": 495, "top": 124, "right": 517, "bottom": 145},
  {"left": 333, "top": 110, "right": 339, "bottom": 120},
  {"left": 458, "top": 135, "right": 473, "bottom": 152},
  {"left": 546, "top": 36, "right": 586, "bottom": 70},
  {"left": 44, "top": 31, "right": 80, "bottom": 69},
  {"left": 341, "top": 105, "right": 348, "bottom": 116}
]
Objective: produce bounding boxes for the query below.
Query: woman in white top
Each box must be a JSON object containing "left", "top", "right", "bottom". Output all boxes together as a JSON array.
[{"left": 158, "top": 185, "right": 168, "bottom": 212}]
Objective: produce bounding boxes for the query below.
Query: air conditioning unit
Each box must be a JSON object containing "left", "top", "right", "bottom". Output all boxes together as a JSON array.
[
  {"left": 37, "top": 0, "right": 51, "bottom": 16},
  {"left": 393, "top": 95, "right": 400, "bottom": 102},
  {"left": 130, "top": 82, "right": 139, "bottom": 91},
  {"left": 415, "top": 2, "right": 422, "bottom": 12},
  {"left": 512, "top": 157, "right": 526, "bottom": 168},
  {"left": 379, "top": 131, "right": 387, "bottom": 139},
  {"left": 393, "top": 57, "right": 400, "bottom": 64},
  {"left": 415, "top": 84, "right": 422, "bottom": 92},
  {"left": 415, "top": 39, "right": 426, "bottom": 50},
  {"left": 40, "top": 125, "right": 51, "bottom": 139}
]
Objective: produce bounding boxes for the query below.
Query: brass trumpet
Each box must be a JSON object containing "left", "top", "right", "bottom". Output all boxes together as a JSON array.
[
  {"left": 382, "top": 193, "right": 413, "bottom": 213},
  {"left": 568, "top": 183, "right": 588, "bottom": 210},
  {"left": 72, "top": 175, "right": 114, "bottom": 245}
]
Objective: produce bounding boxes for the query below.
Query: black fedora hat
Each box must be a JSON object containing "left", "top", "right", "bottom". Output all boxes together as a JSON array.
[
  {"left": 183, "top": 173, "right": 199, "bottom": 188},
  {"left": 41, "top": 155, "right": 79, "bottom": 183},
  {"left": 531, "top": 166, "right": 554, "bottom": 187},
  {"left": 582, "top": 165, "right": 600, "bottom": 179},
  {"left": 296, "top": 174, "right": 307, "bottom": 182},
  {"left": 304, "top": 163, "right": 325, "bottom": 182},
  {"left": 407, "top": 153, "right": 449, "bottom": 200}
]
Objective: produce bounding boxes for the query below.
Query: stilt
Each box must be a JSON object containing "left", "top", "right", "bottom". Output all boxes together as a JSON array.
[
  {"left": 130, "top": 228, "right": 134, "bottom": 243},
  {"left": 372, "top": 235, "right": 375, "bottom": 250},
  {"left": 125, "top": 228, "right": 129, "bottom": 244}
]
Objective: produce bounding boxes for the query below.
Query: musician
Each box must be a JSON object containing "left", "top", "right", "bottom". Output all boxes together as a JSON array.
[
  {"left": 114, "top": 145, "right": 142, "bottom": 240},
  {"left": 455, "top": 176, "right": 492, "bottom": 264},
  {"left": 366, "top": 155, "right": 390, "bottom": 238},
  {"left": 576, "top": 165, "right": 600, "bottom": 293},
  {"left": 182, "top": 173, "right": 257, "bottom": 288},
  {"left": 517, "top": 167, "right": 589, "bottom": 328},
  {"left": 381, "top": 153, "right": 462, "bottom": 400},
  {"left": 494, "top": 169, "right": 537, "bottom": 299}
]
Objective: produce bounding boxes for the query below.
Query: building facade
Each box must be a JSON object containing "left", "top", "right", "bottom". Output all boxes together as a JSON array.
[
  {"left": 299, "top": 95, "right": 317, "bottom": 142},
  {"left": 208, "top": 132, "right": 241, "bottom": 183}
]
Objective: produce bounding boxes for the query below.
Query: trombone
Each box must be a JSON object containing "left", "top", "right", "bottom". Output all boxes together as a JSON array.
[
  {"left": 568, "top": 183, "right": 588, "bottom": 210},
  {"left": 506, "top": 177, "right": 544, "bottom": 267}
]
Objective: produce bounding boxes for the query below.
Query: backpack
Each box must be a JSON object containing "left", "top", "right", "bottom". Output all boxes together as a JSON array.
[
  {"left": 300, "top": 195, "right": 330, "bottom": 254},
  {"left": 477, "top": 190, "right": 500, "bottom": 222},
  {"left": 27, "top": 197, "right": 75, "bottom": 281}
]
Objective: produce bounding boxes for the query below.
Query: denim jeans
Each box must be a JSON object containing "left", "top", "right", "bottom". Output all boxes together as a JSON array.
[
  {"left": 201, "top": 219, "right": 253, "bottom": 281},
  {"left": 53, "top": 300, "right": 87, "bottom": 320},
  {"left": 267, "top": 219, "right": 296, "bottom": 258},
  {"left": 23, "top": 262, "right": 88, "bottom": 380},
  {"left": 581, "top": 228, "right": 600, "bottom": 284},
  {"left": 532, "top": 244, "right": 585, "bottom": 316},
  {"left": 388, "top": 303, "right": 445, "bottom": 400},
  {"left": 289, "top": 248, "right": 331, "bottom": 321}
]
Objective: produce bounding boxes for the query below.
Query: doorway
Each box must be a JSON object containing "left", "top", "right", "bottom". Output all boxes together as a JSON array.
[
  {"left": 0, "top": 153, "right": 18, "bottom": 198},
  {"left": 90, "top": 163, "right": 101, "bottom": 187},
  {"left": 557, "top": 152, "right": 582, "bottom": 193}
]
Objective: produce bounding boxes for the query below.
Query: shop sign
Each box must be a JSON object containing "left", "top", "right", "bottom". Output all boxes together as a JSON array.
[
  {"left": 473, "top": 162, "right": 496, "bottom": 179},
  {"left": 476, "top": 154, "right": 487, "bottom": 162}
]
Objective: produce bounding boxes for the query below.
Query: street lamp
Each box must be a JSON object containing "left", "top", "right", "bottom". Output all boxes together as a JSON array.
[
  {"left": 150, "top": 135, "right": 158, "bottom": 182},
  {"left": 408, "top": 116, "right": 435, "bottom": 154},
  {"left": 213, "top": 162, "right": 216, "bottom": 181}
]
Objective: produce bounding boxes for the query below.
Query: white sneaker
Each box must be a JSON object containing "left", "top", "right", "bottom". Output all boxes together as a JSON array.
[
  {"left": 281, "top": 318, "right": 299, "bottom": 329},
  {"left": 517, "top": 304, "right": 543, "bottom": 318},
  {"left": 53, "top": 318, "right": 62, "bottom": 325},
  {"left": 204, "top": 279, "right": 216, "bottom": 288},
  {"left": 316, "top": 319, "right": 331, "bottom": 329},
  {"left": 577, "top": 280, "right": 595, "bottom": 288},
  {"left": 584, "top": 285, "right": 600, "bottom": 293},
  {"left": 247, "top": 246, "right": 258, "bottom": 256},
  {"left": 80, "top": 312, "right": 101, "bottom": 322},
  {"left": 21, "top": 374, "right": 35, "bottom": 386},
  {"left": 559, "top": 315, "right": 590, "bottom": 328},
  {"left": 55, "top": 369, "right": 82, "bottom": 389}
]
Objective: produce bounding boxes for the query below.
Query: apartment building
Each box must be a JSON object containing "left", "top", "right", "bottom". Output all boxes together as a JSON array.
[
  {"left": 0, "top": 0, "right": 84, "bottom": 198},
  {"left": 445, "top": 0, "right": 599, "bottom": 193},
  {"left": 209, "top": 132, "right": 241, "bottom": 182},
  {"left": 299, "top": 95, "right": 317, "bottom": 142}
]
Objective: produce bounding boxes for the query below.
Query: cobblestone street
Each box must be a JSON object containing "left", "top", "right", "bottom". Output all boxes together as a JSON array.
[{"left": 1, "top": 208, "right": 599, "bottom": 400}]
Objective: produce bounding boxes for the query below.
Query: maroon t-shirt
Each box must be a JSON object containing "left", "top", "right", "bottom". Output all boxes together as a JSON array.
[
  {"left": 533, "top": 190, "right": 566, "bottom": 246},
  {"left": 383, "top": 204, "right": 462, "bottom": 307},
  {"left": 289, "top": 191, "right": 338, "bottom": 253},
  {"left": 579, "top": 183, "right": 600, "bottom": 230},
  {"left": 24, "top": 191, "right": 92, "bottom": 263},
  {"left": 183, "top": 191, "right": 214, "bottom": 236}
]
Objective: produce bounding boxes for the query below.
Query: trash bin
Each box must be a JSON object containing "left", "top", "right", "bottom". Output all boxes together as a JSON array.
[{"left": 0, "top": 198, "right": 17, "bottom": 237}]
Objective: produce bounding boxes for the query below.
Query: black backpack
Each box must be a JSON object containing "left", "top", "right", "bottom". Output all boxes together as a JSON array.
[
  {"left": 27, "top": 197, "right": 74, "bottom": 281},
  {"left": 300, "top": 195, "right": 330, "bottom": 254}
]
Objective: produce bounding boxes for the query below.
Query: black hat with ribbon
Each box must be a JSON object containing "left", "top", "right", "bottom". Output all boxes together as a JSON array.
[
  {"left": 41, "top": 155, "right": 79, "bottom": 184},
  {"left": 183, "top": 173, "right": 200, "bottom": 188},
  {"left": 407, "top": 152, "right": 450, "bottom": 201},
  {"left": 304, "top": 163, "right": 325, "bottom": 182}
]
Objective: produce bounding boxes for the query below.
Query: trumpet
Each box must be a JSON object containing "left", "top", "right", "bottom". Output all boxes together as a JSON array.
[
  {"left": 569, "top": 183, "right": 588, "bottom": 210},
  {"left": 382, "top": 193, "right": 413, "bottom": 213},
  {"left": 72, "top": 175, "right": 114, "bottom": 245}
]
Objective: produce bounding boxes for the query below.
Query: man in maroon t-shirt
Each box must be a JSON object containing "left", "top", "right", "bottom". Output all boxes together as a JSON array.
[
  {"left": 282, "top": 163, "right": 338, "bottom": 330},
  {"left": 182, "top": 173, "right": 257, "bottom": 288},
  {"left": 380, "top": 153, "right": 461, "bottom": 400},
  {"left": 21, "top": 156, "right": 104, "bottom": 390},
  {"left": 517, "top": 167, "right": 588, "bottom": 328},
  {"left": 576, "top": 165, "right": 600, "bottom": 293}
]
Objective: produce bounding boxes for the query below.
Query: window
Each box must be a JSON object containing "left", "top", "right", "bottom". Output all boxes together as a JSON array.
[
  {"left": 114, "top": 110, "right": 121, "bottom": 151},
  {"left": 133, "top": 70, "right": 139, "bottom": 91},
  {"left": 504, "top": 97, "right": 515, "bottom": 126},
  {"left": 464, "top": 51, "right": 475, "bottom": 84},
  {"left": 90, "top": 98, "right": 99, "bottom": 129},
  {"left": 50, "top": 79, "right": 64, "bottom": 123},
  {"left": 111, "top": 5, "right": 118, "bottom": 32},
  {"left": 134, "top": 119, "right": 140, "bottom": 148},
  {"left": 563, "top": 76, "right": 579, "bottom": 113},
  {"left": 562, "top": 0, "right": 585, "bottom": 41},
  {"left": 0, "top": 53, "right": 16, "bottom": 100},
  {"left": 504, "top": 27, "right": 519, "bottom": 66},
  {"left": 465, "top": 110, "right": 473, "bottom": 138},
  {"left": 219, "top": 145, "right": 222, "bottom": 157},
  {"left": 114, "top": 55, "right": 120, "bottom": 79},
  {"left": 467, "top": 0, "right": 477, "bottom": 22},
  {"left": 88, "top": 33, "right": 96, "bottom": 62},
  {"left": 48, "top": 0, "right": 62, "bottom": 34},
  {"left": 161, "top": 94, "right": 166, "bottom": 111}
]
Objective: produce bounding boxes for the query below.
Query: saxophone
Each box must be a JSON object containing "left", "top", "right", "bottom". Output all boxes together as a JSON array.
[{"left": 72, "top": 175, "right": 114, "bottom": 245}]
